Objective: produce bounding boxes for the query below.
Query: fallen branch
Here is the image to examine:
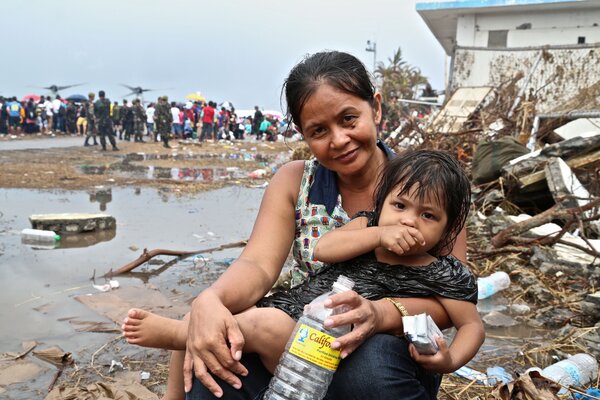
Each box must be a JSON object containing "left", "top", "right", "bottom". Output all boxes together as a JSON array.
[
  {"left": 104, "top": 240, "right": 247, "bottom": 277},
  {"left": 491, "top": 198, "right": 600, "bottom": 248},
  {"left": 470, "top": 245, "right": 532, "bottom": 260}
]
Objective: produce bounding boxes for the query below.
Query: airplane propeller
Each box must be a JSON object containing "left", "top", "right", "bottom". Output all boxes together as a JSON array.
[{"left": 41, "top": 83, "right": 86, "bottom": 96}]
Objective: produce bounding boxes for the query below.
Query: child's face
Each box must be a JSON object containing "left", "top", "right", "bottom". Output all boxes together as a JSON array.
[{"left": 378, "top": 183, "right": 448, "bottom": 255}]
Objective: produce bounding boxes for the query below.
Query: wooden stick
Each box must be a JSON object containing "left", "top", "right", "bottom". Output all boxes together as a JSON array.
[
  {"left": 470, "top": 245, "right": 532, "bottom": 260},
  {"left": 104, "top": 240, "right": 247, "bottom": 277},
  {"left": 491, "top": 198, "right": 600, "bottom": 248}
]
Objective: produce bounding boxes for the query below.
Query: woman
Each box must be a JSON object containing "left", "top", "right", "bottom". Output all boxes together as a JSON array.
[{"left": 182, "top": 51, "right": 466, "bottom": 399}]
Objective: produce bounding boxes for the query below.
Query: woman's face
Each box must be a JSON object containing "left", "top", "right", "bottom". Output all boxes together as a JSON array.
[{"left": 299, "top": 84, "right": 381, "bottom": 175}]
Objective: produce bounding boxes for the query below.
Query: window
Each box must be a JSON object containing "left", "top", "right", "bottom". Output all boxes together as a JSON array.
[
  {"left": 578, "top": 36, "right": 586, "bottom": 44},
  {"left": 488, "top": 30, "right": 508, "bottom": 48}
]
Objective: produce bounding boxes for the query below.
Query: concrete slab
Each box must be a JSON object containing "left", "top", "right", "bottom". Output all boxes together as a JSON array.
[{"left": 29, "top": 213, "right": 116, "bottom": 234}]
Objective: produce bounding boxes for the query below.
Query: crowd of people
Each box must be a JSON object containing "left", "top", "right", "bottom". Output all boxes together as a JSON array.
[{"left": 0, "top": 94, "right": 292, "bottom": 148}]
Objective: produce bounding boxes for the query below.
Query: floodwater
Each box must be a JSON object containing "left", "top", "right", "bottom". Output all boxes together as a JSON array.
[{"left": 0, "top": 186, "right": 264, "bottom": 353}]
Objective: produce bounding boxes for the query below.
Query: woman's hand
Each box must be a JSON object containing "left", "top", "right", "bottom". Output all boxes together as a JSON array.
[
  {"left": 183, "top": 291, "right": 248, "bottom": 397},
  {"left": 322, "top": 291, "right": 384, "bottom": 359}
]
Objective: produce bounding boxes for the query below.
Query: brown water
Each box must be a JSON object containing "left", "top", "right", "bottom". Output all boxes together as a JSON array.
[{"left": 0, "top": 186, "right": 264, "bottom": 353}]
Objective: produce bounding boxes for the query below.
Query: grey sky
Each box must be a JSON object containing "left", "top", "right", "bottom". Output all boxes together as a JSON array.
[{"left": 2, "top": 0, "right": 446, "bottom": 110}]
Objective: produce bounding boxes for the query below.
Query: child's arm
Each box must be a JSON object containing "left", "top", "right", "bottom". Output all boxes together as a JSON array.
[
  {"left": 314, "top": 217, "right": 426, "bottom": 263},
  {"left": 409, "top": 298, "right": 484, "bottom": 373}
]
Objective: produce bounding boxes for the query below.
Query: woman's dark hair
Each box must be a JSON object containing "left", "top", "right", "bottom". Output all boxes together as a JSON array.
[
  {"left": 373, "top": 150, "right": 471, "bottom": 257},
  {"left": 282, "top": 51, "right": 375, "bottom": 130}
]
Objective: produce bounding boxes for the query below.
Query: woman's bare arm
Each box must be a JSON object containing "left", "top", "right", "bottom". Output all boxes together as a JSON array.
[{"left": 184, "top": 161, "right": 304, "bottom": 395}]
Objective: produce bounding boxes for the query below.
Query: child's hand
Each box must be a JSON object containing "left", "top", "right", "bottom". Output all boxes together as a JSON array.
[
  {"left": 378, "top": 225, "right": 425, "bottom": 255},
  {"left": 408, "top": 336, "right": 456, "bottom": 373}
]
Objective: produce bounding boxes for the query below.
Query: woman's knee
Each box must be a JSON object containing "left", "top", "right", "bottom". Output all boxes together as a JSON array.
[{"left": 327, "top": 334, "right": 440, "bottom": 400}]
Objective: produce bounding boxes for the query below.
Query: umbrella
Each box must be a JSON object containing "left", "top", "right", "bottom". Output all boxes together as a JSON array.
[
  {"left": 22, "top": 94, "right": 41, "bottom": 103},
  {"left": 185, "top": 92, "right": 206, "bottom": 102},
  {"left": 66, "top": 94, "right": 87, "bottom": 102},
  {"left": 264, "top": 109, "right": 284, "bottom": 120}
]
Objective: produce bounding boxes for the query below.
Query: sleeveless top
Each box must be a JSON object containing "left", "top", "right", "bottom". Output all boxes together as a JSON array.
[
  {"left": 289, "top": 159, "right": 350, "bottom": 288},
  {"left": 289, "top": 141, "right": 396, "bottom": 288}
]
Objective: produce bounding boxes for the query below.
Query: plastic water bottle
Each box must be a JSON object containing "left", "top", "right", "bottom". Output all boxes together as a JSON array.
[
  {"left": 263, "top": 275, "right": 355, "bottom": 400},
  {"left": 477, "top": 271, "right": 510, "bottom": 299},
  {"left": 20, "top": 228, "right": 61, "bottom": 243},
  {"left": 541, "top": 353, "right": 598, "bottom": 393}
]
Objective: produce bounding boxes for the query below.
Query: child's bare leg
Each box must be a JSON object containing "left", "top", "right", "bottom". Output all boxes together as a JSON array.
[
  {"left": 161, "top": 313, "right": 190, "bottom": 400},
  {"left": 161, "top": 349, "right": 186, "bottom": 400},
  {"left": 122, "top": 308, "right": 188, "bottom": 350},
  {"left": 235, "top": 308, "right": 296, "bottom": 373}
]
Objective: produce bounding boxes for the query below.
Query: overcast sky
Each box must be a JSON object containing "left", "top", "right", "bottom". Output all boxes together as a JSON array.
[{"left": 2, "top": 0, "right": 446, "bottom": 111}]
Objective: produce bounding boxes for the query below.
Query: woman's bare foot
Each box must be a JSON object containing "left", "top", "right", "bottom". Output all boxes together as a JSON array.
[{"left": 122, "top": 308, "right": 188, "bottom": 350}]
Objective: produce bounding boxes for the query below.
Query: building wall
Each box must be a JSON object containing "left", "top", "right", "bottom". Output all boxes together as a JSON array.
[
  {"left": 451, "top": 45, "right": 600, "bottom": 112},
  {"left": 456, "top": 9, "right": 600, "bottom": 47}
]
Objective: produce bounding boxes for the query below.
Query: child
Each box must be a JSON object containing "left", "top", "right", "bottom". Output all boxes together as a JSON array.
[{"left": 123, "top": 149, "right": 483, "bottom": 398}]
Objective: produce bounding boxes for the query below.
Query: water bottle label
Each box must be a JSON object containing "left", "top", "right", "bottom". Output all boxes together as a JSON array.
[{"left": 288, "top": 323, "right": 342, "bottom": 371}]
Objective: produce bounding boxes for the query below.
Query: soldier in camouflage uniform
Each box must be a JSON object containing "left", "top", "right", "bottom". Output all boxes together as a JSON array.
[
  {"left": 121, "top": 99, "right": 134, "bottom": 141},
  {"left": 111, "top": 101, "right": 121, "bottom": 138},
  {"left": 94, "top": 90, "right": 119, "bottom": 151},
  {"left": 132, "top": 98, "right": 147, "bottom": 143},
  {"left": 83, "top": 92, "right": 98, "bottom": 146},
  {"left": 154, "top": 96, "right": 172, "bottom": 148}
]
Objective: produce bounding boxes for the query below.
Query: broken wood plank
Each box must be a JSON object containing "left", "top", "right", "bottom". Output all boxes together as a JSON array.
[
  {"left": 491, "top": 197, "right": 600, "bottom": 248},
  {"left": 517, "top": 148, "right": 600, "bottom": 189}
]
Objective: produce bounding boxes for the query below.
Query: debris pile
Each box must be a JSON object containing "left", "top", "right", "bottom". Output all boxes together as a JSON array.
[{"left": 385, "top": 77, "right": 600, "bottom": 398}]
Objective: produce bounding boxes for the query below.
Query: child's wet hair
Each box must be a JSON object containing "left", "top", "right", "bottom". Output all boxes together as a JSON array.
[
  {"left": 373, "top": 150, "right": 471, "bottom": 256},
  {"left": 281, "top": 51, "right": 375, "bottom": 130}
]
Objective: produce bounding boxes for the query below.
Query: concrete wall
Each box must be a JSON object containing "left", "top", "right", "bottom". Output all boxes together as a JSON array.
[
  {"left": 451, "top": 44, "right": 600, "bottom": 112},
  {"left": 456, "top": 9, "right": 600, "bottom": 47}
]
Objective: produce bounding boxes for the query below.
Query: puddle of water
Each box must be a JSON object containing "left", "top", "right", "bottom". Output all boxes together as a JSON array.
[
  {"left": 123, "top": 151, "right": 269, "bottom": 162},
  {"left": 78, "top": 151, "right": 290, "bottom": 182},
  {"left": 0, "top": 186, "right": 264, "bottom": 352}
]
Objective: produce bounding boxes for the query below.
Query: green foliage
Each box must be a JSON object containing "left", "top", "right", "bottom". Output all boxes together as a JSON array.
[
  {"left": 374, "top": 47, "right": 430, "bottom": 132},
  {"left": 374, "top": 47, "right": 429, "bottom": 102}
]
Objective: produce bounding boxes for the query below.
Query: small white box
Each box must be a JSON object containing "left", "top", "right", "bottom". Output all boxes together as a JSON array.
[{"left": 402, "top": 313, "right": 443, "bottom": 355}]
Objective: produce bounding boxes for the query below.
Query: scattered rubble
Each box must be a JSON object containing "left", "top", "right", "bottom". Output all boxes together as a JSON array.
[{"left": 384, "top": 75, "right": 600, "bottom": 398}]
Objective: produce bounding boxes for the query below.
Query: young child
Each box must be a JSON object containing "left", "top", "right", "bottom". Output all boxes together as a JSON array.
[{"left": 123, "top": 149, "right": 483, "bottom": 398}]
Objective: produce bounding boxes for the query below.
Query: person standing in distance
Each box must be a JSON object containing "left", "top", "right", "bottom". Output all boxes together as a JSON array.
[
  {"left": 94, "top": 90, "right": 119, "bottom": 151},
  {"left": 83, "top": 92, "right": 98, "bottom": 146},
  {"left": 155, "top": 96, "right": 172, "bottom": 148}
]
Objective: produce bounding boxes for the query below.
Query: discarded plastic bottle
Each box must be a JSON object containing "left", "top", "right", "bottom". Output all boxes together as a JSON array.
[
  {"left": 541, "top": 353, "right": 598, "bottom": 393},
  {"left": 477, "top": 271, "right": 510, "bottom": 299},
  {"left": 486, "top": 366, "right": 513, "bottom": 385},
  {"left": 263, "top": 275, "right": 355, "bottom": 400},
  {"left": 21, "top": 228, "right": 61, "bottom": 243}
]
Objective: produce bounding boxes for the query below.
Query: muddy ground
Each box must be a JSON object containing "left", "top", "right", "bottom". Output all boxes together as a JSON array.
[
  {"left": 0, "top": 134, "right": 300, "bottom": 193},
  {"left": 0, "top": 134, "right": 301, "bottom": 399}
]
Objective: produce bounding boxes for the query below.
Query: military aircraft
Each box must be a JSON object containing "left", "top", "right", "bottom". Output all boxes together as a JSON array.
[{"left": 41, "top": 83, "right": 86, "bottom": 97}]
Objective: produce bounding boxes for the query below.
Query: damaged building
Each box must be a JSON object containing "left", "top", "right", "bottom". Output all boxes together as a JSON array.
[{"left": 417, "top": 0, "right": 600, "bottom": 112}]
